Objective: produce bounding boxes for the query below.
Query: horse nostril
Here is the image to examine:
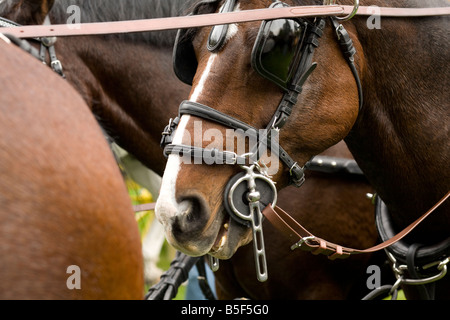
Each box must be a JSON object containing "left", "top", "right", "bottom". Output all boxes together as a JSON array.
[
  {"left": 181, "top": 199, "right": 201, "bottom": 223},
  {"left": 180, "top": 195, "right": 204, "bottom": 222},
  {"left": 172, "top": 194, "right": 210, "bottom": 240}
]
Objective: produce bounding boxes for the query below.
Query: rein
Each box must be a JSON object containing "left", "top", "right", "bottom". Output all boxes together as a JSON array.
[
  {"left": 1, "top": 5, "right": 449, "bottom": 39},
  {"left": 263, "top": 191, "right": 450, "bottom": 259}
]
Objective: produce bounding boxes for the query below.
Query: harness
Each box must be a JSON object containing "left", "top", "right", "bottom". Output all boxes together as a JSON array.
[
  {"left": 0, "top": 16, "right": 65, "bottom": 77},
  {"left": 375, "top": 200, "right": 450, "bottom": 300}
]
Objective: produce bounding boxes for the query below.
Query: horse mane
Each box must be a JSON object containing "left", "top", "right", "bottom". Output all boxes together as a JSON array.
[
  {"left": 49, "top": 0, "right": 197, "bottom": 46},
  {"left": 52, "top": 0, "right": 192, "bottom": 22}
]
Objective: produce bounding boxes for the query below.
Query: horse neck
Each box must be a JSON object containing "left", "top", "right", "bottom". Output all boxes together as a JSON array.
[
  {"left": 57, "top": 36, "right": 190, "bottom": 175},
  {"left": 344, "top": 13, "right": 449, "bottom": 239}
]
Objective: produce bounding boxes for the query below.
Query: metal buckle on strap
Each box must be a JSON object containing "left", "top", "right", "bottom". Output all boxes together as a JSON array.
[
  {"left": 324, "top": 0, "right": 360, "bottom": 21},
  {"left": 209, "top": 255, "right": 220, "bottom": 272},
  {"left": 289, "top": 162, "right": 306, "bottom": 187},
  {"left": 220, "top": 150, "right": 238, "bottom": 165},
  {"left": 40, "top": 36, "right": 57, "bottom": 47},
  {"left": 160, "top": 117, "right": 180, "bottom": 149},
  {"left": 291, "top": 236, "right": 316, "bottom": 251},
  {"left": 51, "top": 59, "right": 64, "bottom": 75}
]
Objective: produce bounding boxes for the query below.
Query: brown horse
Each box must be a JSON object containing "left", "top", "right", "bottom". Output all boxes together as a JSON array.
[
  {"left": 0, "top": 34, "right": 143, "bottom": 299},
  {"left": 156, "top": 0, "right": 449, "bottom": 299},
  {"left": 1, "top": 0, "right": 381, "bottom": 299}
]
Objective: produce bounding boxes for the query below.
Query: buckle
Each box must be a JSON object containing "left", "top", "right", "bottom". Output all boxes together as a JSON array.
[
  {"left": 291, "top": 236, "right": 316, "bottom": 251},
  {"left": 289, "top": 162, "right": 305, "bottom": 187},
  {"left": 51, "top": 59, "right": 64, "bottom": 77},
  {"left": 160, "top": 117, "right": 180, "bottom": 148},
  {"left": 40, "top": 36, "right": 57, "bottom": 47}
]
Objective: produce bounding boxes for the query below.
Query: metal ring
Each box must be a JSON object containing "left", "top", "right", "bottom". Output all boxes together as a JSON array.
[
  {"left": 438, "top": 257, "right": 450, "bottom": 271},
  {"left": 389, "top": 277, "right": 403, "bottom": 295},
  {"left": 227, "top": 171, "right": 278, "bottom": 222},
  {"left": 401, "top": 265, "right": 447, "bottom": 286},
  {"left": 209, "top": 255, "right": 220, "bottom": 272},
  {"left": 336, "top": 0, "right": 360, "bottom": 22}
]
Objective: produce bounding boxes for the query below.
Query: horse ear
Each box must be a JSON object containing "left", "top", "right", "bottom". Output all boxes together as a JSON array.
[
  {"left": 25, "top": 0, "right": 55, "bottom": 12},
  {"left": 18, "top": 0, "right": 55, "bottom": 24}
]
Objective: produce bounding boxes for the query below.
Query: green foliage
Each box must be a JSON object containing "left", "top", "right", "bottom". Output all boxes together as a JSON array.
[{"left": 127, "top": 178, "right": 186, "bottom": 300}]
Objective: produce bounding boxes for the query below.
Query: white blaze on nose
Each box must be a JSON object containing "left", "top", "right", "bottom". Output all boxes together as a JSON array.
[
  {"left": 189, "top": 5, "right": 240, "bottom": 102},
  {"left": 156, "top": 54, "right": 217, "bottom": 225},
  {"left": 190, "top": 54, "right": 217, "bottom": 102},
  {"left": 156, "top": 5, "right": 241, "bottom": 226},
  {"left": 156, "top": 54, "right": 218, "bottom": 226},
  {"left": 155, "top": 115, "right": 190, "bottom": 226}
]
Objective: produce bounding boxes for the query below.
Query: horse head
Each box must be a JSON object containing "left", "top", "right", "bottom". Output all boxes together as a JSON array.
[
  {"left": 156, "top": 0, "right": 364, "bottom": 260},
  {"left": 0, "top": 0, "right": 54, "bottom": 24}
]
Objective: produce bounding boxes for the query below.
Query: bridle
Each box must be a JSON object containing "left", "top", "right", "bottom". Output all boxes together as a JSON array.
[
  {"left": 0, "top": 16, "right": 65, "bottom": 77},
  {"left": 161, "top": 0, "right": 363, "bottom": 281},
  {"left": 165, "top": 0, "right": 363, "bottom": 184}
]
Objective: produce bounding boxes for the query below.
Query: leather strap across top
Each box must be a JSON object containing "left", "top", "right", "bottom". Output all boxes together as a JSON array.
[
  {"left": 2, "top": 5, "right": 450, "bottom": 39},
  {"left": 262, "top": 191, "right": 450, "bottom": 260}
]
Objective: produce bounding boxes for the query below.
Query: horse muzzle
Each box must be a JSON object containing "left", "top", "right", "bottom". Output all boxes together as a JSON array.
[{"left": 155, "top": 192, "right": 251, "bottom": 259}]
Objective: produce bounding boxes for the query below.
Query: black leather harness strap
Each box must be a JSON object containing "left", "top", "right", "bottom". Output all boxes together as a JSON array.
[
  {"left": 376, "top": 198, "right": 450, "bottom": 300},
  {"left": 1, "top": 33, "right": 41, "bottom": 60},
  {"left": 376, "top": 199, "right": 450, "bottom": 267},
  {"left": 164, "top": 144, "right": 248, "bottom": 165},
  {"left": 162, "top": 100, "right": 306, "bottom": 186},
  {"left": 330, "top": 17, "right": 363, "bottom": 112},
  {"left": 0, "top": 16, "right": 65, "bottom": 77}
]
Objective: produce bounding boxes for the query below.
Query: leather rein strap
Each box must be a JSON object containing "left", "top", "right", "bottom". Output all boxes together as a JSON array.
[
  {"left": 1, "top": 5, "right": 450, "bottom": 39},
  {"left": 133, "top": 202, "right": 156, "bottom": 212},
  {"left": 263, "top": 191, "right": 450, "bottom": 260}
]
